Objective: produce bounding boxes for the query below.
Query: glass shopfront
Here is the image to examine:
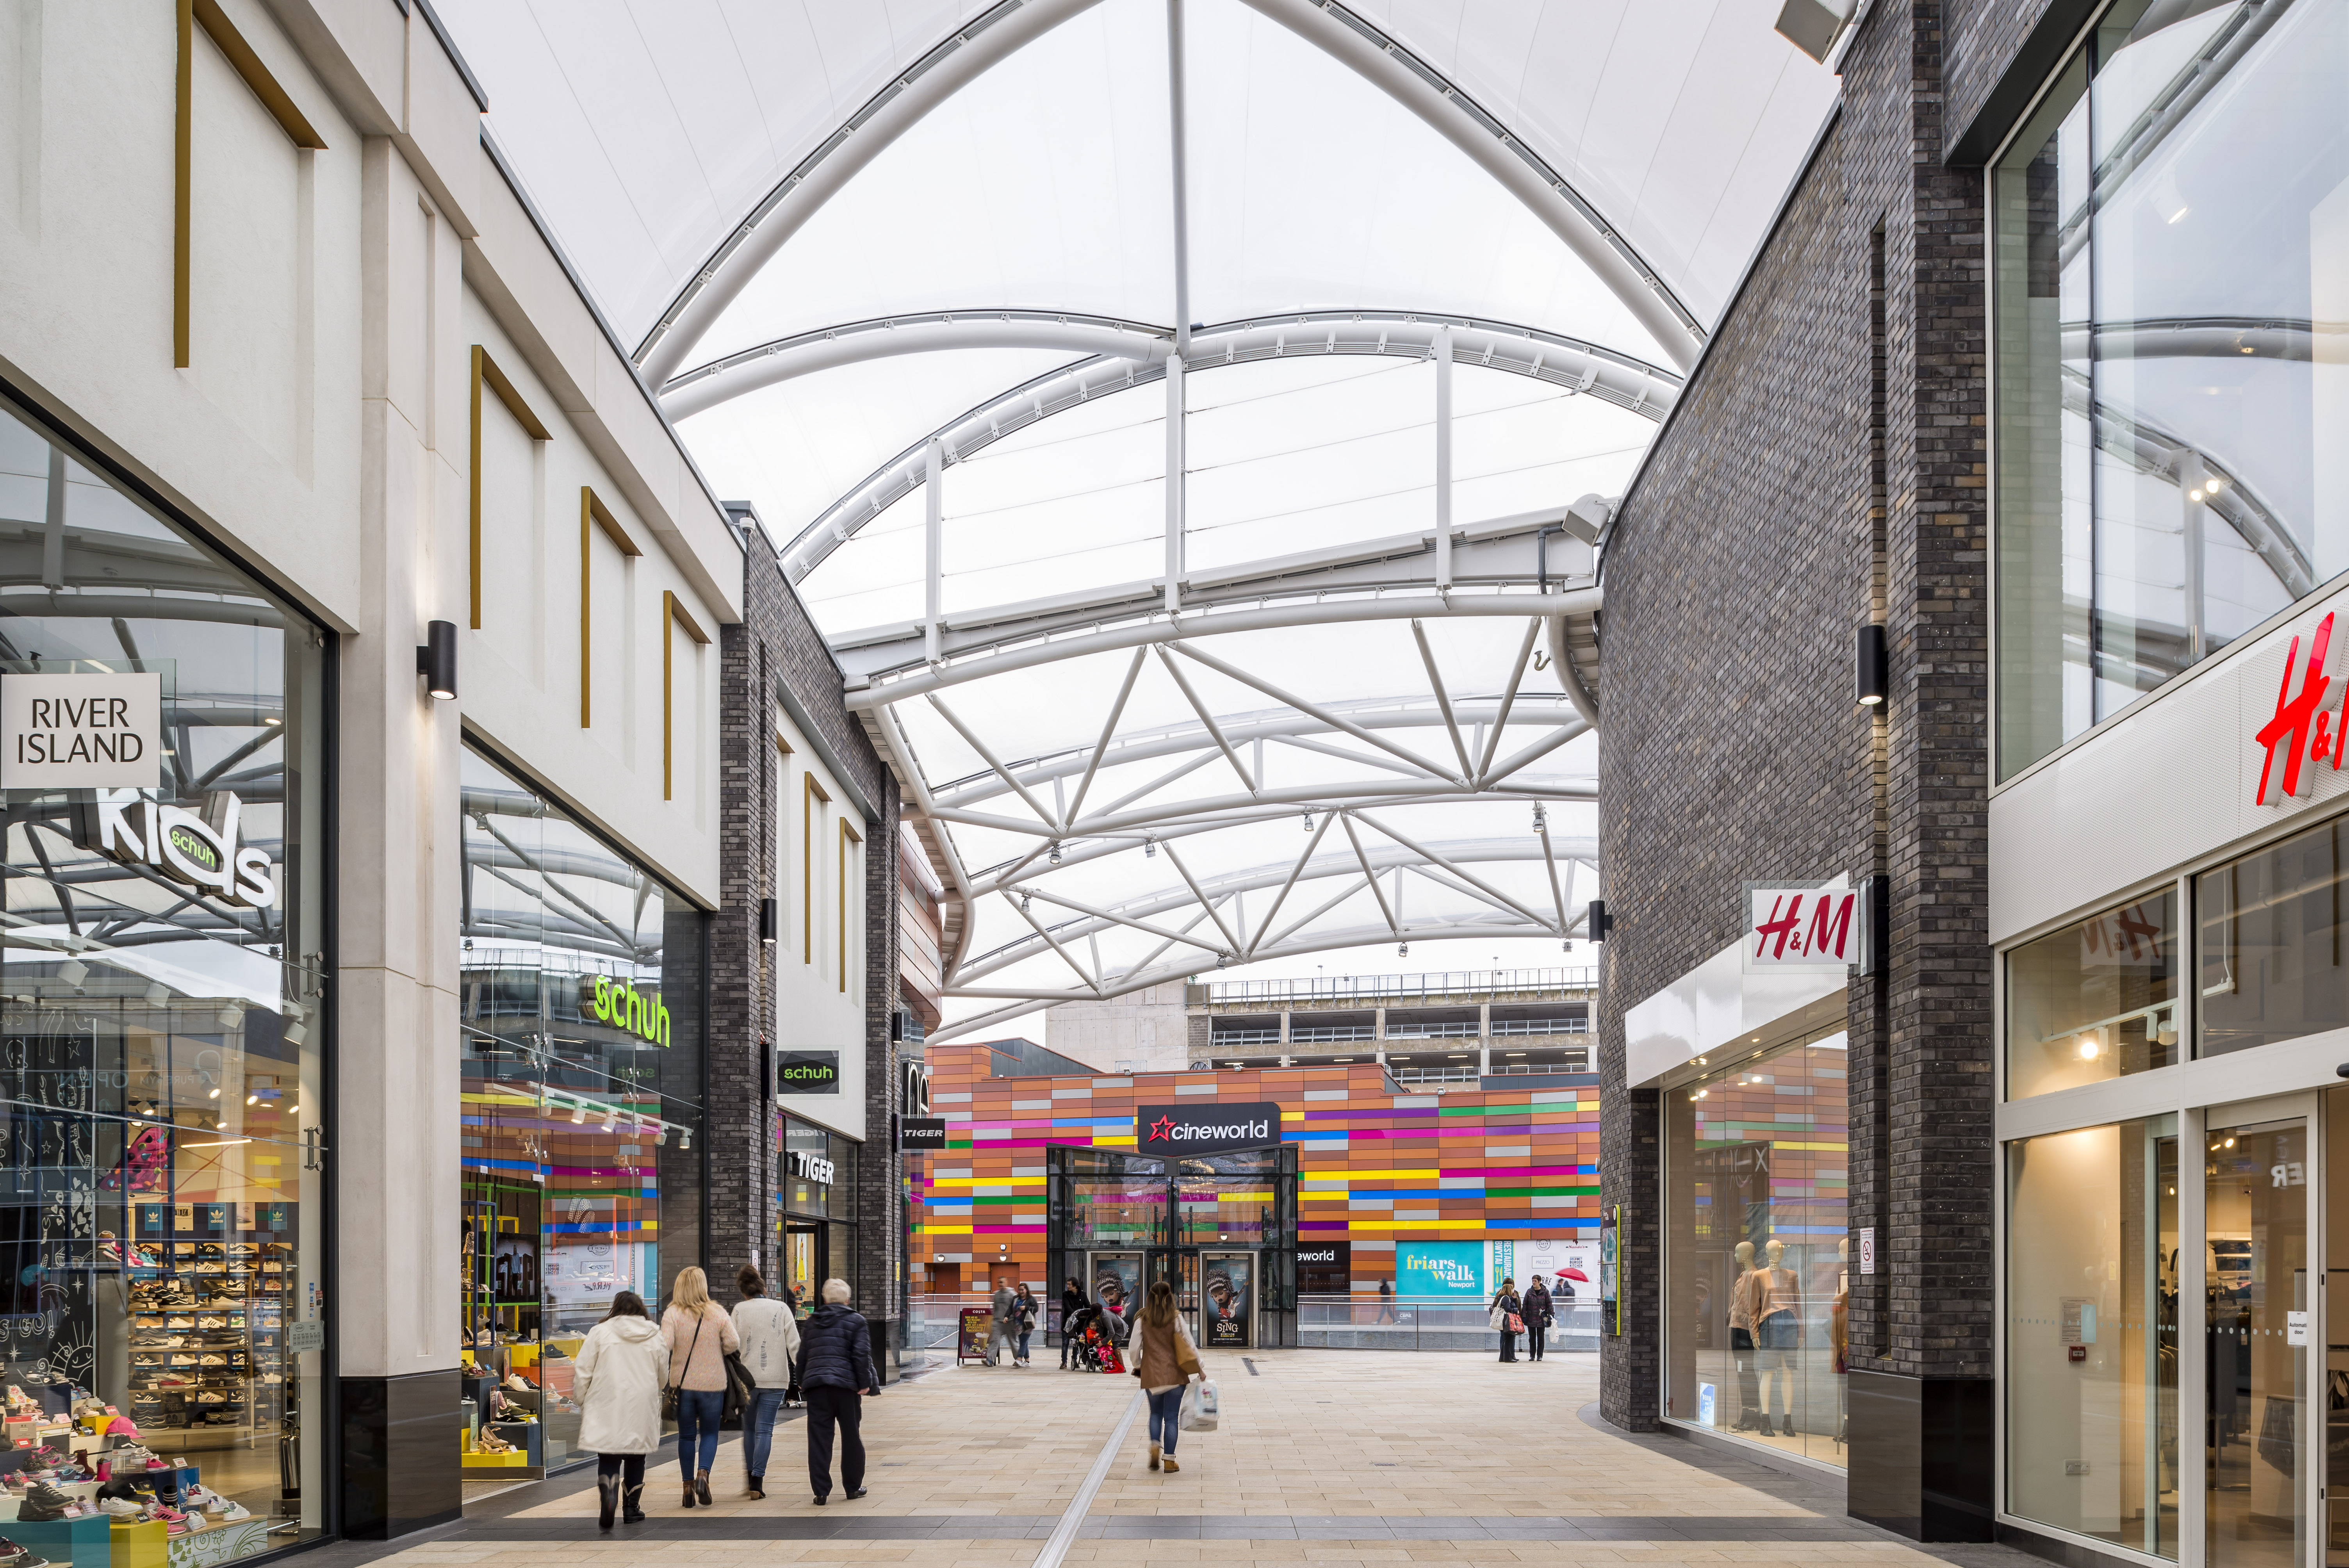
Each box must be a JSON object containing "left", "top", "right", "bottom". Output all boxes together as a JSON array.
[
  {"left": 0, "top": 391, "right": 327, "bottom": 1551},
  {"left": 2007, "top": 892, "right": 2180, "bottom": 1098},
  {"left": 775, "top": 1115, "right": 857, "bottom": 1313},
  {"left": 458, "top": 746, "right": 706, "bottom": 1475},
  {"left": 1992, "top": 0, "right": 2349, "bottom": 781},
  {"left": 1663, "top": 1026, "right": 1850, "bottom": 1466}
]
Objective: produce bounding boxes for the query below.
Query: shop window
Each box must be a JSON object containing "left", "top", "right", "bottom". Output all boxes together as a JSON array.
[
  {"left": 1991, "top": 0, "right": 2349, "bottom": 781},
  {"left": 0, "top": 394, "right": 326, "bottom": 1551},
  {"left": 2006, "top": 1118, "right": 2180, "bottom": 1557},
  {"left": 1661, "top": 1031, "right": 1849, "bottom": 1468},
  {"left": 2007, "top": 891, "right": 2178, "bottom": 1098},
  {"left": 2198, "top": 816, "right": 2349, "bottom": 1056},
  {"left": 458, "top": 745, "right": 706, "bottom": 1475}
]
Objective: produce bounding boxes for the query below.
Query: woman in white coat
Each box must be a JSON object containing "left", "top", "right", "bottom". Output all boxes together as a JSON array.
[{"left": 574, "top": 1291, "right": 670, "bottom": 1529}]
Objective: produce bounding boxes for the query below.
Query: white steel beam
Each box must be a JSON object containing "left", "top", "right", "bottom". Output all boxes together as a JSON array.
[
  {"left": 1168, "top": 642, "right": 1459, "bottom": 786},
  {"left": 925, "top": 695, "right": 1062, "bottom": 829},
  {"left": 1249, "top": 810, "right": 1336, "bottom": 955},
  {"left": 1003, "top": 889, "right": 1102, "bottom": 993},
  {"left": 1063, "top": 647, "right": 1148, "bottom": 826},
  {"left": 1154, "top": 646, "right": 1257, "bottom": 795},
  {"left": 1341, "top": 814, "right": 1402, "bottom": 936},
  {"left": 1351, "top": 809, "right": 1561, "bottom": 934},
  {"left": 1165, "top": 353, "right": 1185, "bottom": 616},
  {"left": 924, "top": 440, "right": 944, "bottom": 665},
  {"left": 1411, "top": 619, "right": 1473, "bottom": 778},
  {"left": 1477, "top": 620, "right": 1544, "bottom": 780},
  {"left": 850, "top": 588, "right": 1600, "bottom": 709},
  {"left": 1435, "top": 325, "right": 1453, "bottom": 590}
]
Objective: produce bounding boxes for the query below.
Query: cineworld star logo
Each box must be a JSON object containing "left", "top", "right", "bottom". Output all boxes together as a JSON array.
[
  {"left": 2257, "top": 612, "right": 2344, "bottom": 805},
  {"left": 1148, "top": 1116, "right": 1176, "bottom": 1142}
]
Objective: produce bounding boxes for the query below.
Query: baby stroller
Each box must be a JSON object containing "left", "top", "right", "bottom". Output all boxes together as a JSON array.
[{"left": 1065, "top": 1304, "right": 1127, "bottom": 1373}]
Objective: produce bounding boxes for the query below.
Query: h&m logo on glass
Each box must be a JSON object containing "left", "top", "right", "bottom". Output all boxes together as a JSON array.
[
  {"left": 1134, "top": 1101, "right": 1283, "bottom": 1156},
  {"left": 2257, "top": 611, "right": 2346, "bottom": 806}
]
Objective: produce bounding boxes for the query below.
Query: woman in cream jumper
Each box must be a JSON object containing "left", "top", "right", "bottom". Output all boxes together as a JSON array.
[
  {"left": 661, "top": 1266, "right": 741, "bottom": 1508},
  {"left": 1129, "top": 1280, "right": 1202, "bottom": 1473}
]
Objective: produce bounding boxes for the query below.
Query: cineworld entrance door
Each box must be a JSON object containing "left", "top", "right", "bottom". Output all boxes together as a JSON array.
[{"left": 1049, "top": 1138, "right": 1298, "bottom": 1348}]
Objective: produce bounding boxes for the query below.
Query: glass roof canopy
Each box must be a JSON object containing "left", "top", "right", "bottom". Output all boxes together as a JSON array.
[{"left": 448, "top": 0, "right": 1839, "bottom": 1039}]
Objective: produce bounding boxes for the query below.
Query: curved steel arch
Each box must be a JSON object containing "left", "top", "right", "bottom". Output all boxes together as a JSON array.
[
  {"left": 779, "top": 308, "right": 1673, "bottom": 586},
  {"left": 661, "top": 310, "right": 1173, "bottom": 420},
  {"left": 632, "top": 0, "right": 1705, "bottom": 386}
]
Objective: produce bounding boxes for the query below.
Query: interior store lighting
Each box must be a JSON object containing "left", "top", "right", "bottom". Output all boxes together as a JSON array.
[
  {"left": 180, "top": 1138, "right": 250, "bottom": 1149},
  {"left": 57, "top": 960, "right": 86, "bottom": 989},
  {"left": 570, "top": 1103, "right": 587, "bottom": 1124}
]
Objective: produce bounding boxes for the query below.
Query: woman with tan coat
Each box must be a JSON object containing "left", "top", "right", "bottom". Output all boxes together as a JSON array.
[
  {"left": 1129, "top": 1279, "right": 1203, "bottom": 1473},
  {"left": 660, "top": 1266, "right": 741, "bottom": 1508}
]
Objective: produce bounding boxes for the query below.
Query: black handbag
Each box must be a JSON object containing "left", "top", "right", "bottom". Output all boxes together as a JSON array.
[
  {"left": 661, "top": 1314, "right": 704, "bottom": 1422},
  {"left": 722, "top": 1349, "right": 754, "bottom": 1424}
]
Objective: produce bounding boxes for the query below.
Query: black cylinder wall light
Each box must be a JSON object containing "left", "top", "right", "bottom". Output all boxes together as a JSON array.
[
  {"left": 759, "top": 897, "right": 779, "bottom": 946},
  {"left": 416, "top": 620, "right": 457, "bottom": 700},
  {"left": 1587, "top": 900, "right": 1612, "bottom": 942},
  {"left": 1854, "top": 623, "right": 1887, "bottom": 707}
]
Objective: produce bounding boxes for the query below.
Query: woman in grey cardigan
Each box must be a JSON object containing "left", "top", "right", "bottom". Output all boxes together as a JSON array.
[{"left": 731, "top": 1265, "right": 801, "bottom": 1499}]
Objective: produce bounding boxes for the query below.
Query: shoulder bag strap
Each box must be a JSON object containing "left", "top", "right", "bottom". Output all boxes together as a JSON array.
[{"left": 672, "top": 1313, "right": 704, "bottom": 1388}]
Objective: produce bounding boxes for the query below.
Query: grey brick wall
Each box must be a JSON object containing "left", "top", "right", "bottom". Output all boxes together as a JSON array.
[
  {"left": 1596, "top": 0, "right": 1997, "bottom": 1431},
  {"left": 708, "top": 521, "right": 900, "bottom": 1353}
]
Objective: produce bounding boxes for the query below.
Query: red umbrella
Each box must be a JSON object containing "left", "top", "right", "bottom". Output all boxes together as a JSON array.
[{"left": 1557, "top": 1267, "right": 1590, "bottom": 1282}]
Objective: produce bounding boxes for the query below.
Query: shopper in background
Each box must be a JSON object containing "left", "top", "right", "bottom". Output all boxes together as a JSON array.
[
  {"left": 1375, "top": 1278, "right": 1397, "bottom": 1324},
  {"left": 793, "top": 1278, "right": 879, "bottom": 1505},
  {"left": 1491, "top": 1277, "right": 1523, "bottom": 1363},
  {"left": 1522, "top": 1277, "right": 1554, "bottom": 1362},
  {"left": 1012, "top": 1284, "right": 1039, "bottom": 1367},
  {"left": 987, "top": 1278, "right": 1018, "bottom": 1368},
  {"left": 1130, "top": 1279, "right": 1202, "bottom": 1474},
  {"left": 731, "top": 1265, "right": 801, "bottom": 1500},
  {"left": 661, "top": 1266, "right": 741, "bottom": 1509},
  {"left": 573, "top": 1292, "right": 668, "bottom": 1531},
  {"left": 1059, "top": 1278, "right": 1084, "bottom": 1369}
]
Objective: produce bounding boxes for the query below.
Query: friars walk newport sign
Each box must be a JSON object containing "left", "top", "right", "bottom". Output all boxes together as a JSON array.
[{"left": 1133, "top": 1101, "right": 1285, "bottom": 1157}]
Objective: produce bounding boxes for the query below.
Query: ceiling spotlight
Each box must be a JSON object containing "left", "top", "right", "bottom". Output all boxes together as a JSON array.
[
  {"left": 2208, "top": 476, "right": 2226, "bottom": 491},
  {"left": 1019, "top": 891, "right": 1032, "bottom": 913},
  {"left": 208, "top": 1086, "right": 220, "bottom": 1099},
  {"left": 1533, "top": 804, "right": 1547, "bottom": 831},
  {"left": 570, "top": 1103, "right": 587, "bottom": 1125},
  {"left": 1048, "top": 842, "right": 1062, "bottom": 866},
  {"left": 2189, "top": 488, "right": 2205, "bottom": 503},
  {"left": 217, "top": 1004, "right": 243, "bottom": 1030},
  {"left": 1302, "top": 810, "right": 1315, "bottom": 832},
  {"left": 283, "top": 1019, "right": 309, "bottom": 1047},
  {"left": 1144, "top": 837, "right": 1157, "bottom": 857},
  {"left": 1397, "top": 943, "right": 1408, "bottom": 957},
  {"left": 679, "top": 1130, "right": 691, "bottom": 1151},
  {"left": 246, "top": 1094, "right": 258, "bottom": 1106},
  {"left": 2077, "top": 1032, "right": 2101, "bottom": 1060},
  {"left": 57, "top": 959, "right": 87, "bottom": 989},
  {"left": 145, "top": 982, "right": 168, "bottom": 1007}
]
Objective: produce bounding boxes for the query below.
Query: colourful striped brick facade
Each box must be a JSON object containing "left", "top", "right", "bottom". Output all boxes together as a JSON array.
[{"left": 916, "top": 1044, "right": 1602, "bottom": 1291}]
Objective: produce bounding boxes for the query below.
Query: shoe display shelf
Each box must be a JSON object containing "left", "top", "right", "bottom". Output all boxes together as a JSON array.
[
  {"left": 8, "top": 1509, "right": 108, "bottom": 1567},
  {"left": 125, "top": 1242, "right": 294, "bottom": 1454}
]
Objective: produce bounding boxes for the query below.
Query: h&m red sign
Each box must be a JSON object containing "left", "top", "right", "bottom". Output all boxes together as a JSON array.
[
  {"left": 2256, "top": 611, "right": 2348, "bottom": 807},
  {"left": 1746, "top": 886, "right": 1860, "bottom": 968}
]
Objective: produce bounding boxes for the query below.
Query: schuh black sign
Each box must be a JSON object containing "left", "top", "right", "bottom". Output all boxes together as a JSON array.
[{"left": 1133, "top": 1101, "right": 1284, "bottom": 1156}]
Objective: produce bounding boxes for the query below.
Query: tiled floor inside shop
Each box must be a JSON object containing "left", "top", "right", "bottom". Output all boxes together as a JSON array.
[{"left": 298, "top": 1351, "right": 2038, "bottom": 1568}]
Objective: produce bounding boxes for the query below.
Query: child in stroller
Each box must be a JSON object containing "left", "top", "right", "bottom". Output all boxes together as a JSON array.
[{"left": 1063, "top": 1302, "right": 1128, "bottom": 1372}]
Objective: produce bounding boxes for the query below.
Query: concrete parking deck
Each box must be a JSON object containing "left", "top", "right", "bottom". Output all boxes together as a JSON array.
[{"left": 306, "top": 1351, "right": 2032, "bottom": 1568}]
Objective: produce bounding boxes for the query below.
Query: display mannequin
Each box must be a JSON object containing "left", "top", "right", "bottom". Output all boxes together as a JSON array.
[
  {"left": 1832, "top": 1238, "right": 1849, "bottom": 1447},
  {"left": 1728, "top": 1241, "right": 1760, "bottom": 1431},
  {"left": 1752, "top": 1239, "right": 1801, "bottom": 1438}
]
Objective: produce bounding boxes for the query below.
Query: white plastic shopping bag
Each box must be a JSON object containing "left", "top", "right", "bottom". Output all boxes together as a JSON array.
[{"left": 1180, "top": 1377, "right": 1219, "bottom": 1432}]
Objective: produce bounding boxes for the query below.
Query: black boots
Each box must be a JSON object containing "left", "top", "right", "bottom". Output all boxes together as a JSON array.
[
  {"left": 597, "top": 1475, "right": 618, "bottom": 1531},
  {"left": 621, "top": 1483, "right": 646, "bottom": 1525},
  {"left": 695, "top": 1469, "right": 713, "bottom": 1506},
  {"left": 747, "top": 1474, "right": 765, "bottom": 1500}
]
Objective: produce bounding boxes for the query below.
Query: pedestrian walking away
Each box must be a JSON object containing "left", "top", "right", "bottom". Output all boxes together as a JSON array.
[
  {"left": 987, "top": 1278, "right": 1019, "bottom": 1367},
  {"left": 731, "top": 1264, "right": 802, "bottom": 1499},
  {"left": 1059, "top": 1278, "right": 1084, "bottom": 1368},
  {"left": 794, "top": 1278, "right": 879, "bottom": 1505},
  {"left": 660, "top": 1265, "right": 742, "bottom": 1508},
  {"left": 1130, "top": 1279, "right": 1203, "bottom": 1474},
  {"left": 1374, "top": 1277, "right": 1397, "bottom": 1324},
  {"left": 1522, "top": 1278, "right": 1554, "bottom": 1361},
  {"left": 572, "top": 1291, "right": 669, "bottom": 1531},
  {"left": 1491, "top": 1278, "right": 1523, "bottom": 1363},
  {"left": 1013, "top": 1283, "right": 1039, "bottom": 1367}
]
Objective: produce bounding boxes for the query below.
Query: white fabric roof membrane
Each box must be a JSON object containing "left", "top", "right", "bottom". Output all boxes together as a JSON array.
[{"left": 448, "top": 0, "right": 1836, "bottom": 1033}]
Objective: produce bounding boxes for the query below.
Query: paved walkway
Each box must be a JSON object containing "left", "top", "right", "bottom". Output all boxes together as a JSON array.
[{"left": 312, "top": 1351, "right": 2033, "bottom": 1568}]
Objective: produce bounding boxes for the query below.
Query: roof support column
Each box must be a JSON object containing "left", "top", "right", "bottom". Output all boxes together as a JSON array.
[
  {"left": 1166, "top": 354, "right": 1185, "bottom": 616},
  {"left": 1435, "top": 325, "right": 1453, "bottom": 591},
  {"left": 924, "top": 439, "right": 943, "bottom": 665}
]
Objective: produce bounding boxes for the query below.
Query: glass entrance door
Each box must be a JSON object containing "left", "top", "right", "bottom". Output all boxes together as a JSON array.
[
  {"left": 783, "top": 1221, "right": 823, "bottom": 1313},
  {"left": 2207, "top": 1111, "right": 2310, "bottom": 1568}
]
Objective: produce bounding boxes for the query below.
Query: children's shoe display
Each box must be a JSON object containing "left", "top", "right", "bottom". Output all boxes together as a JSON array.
[
  {"left": 17, "top": 1483, "right": 73, "bottom": 1522},
  {"left": 0, "top": 1536, "right": 53, "bottom": 1568},
  {"left": 96, "top": 1497, "right": 141, "bottom": 1517}
]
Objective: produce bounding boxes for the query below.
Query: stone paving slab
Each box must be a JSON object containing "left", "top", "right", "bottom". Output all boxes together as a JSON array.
[{"left": 315, "top": 1351, "right": 2040, "bottom": 1568}]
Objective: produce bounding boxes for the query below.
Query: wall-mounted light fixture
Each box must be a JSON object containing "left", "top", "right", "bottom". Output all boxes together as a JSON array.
[
  {"left": 1587, "top": 900, "right": 1613, "bottom": 942},
  {"left": 1854, "top": 624, "right": 1887, "bottom": 707},
  {"left": 759, "top": 898, "right": 778, "bottom": 946},
  {"left": 417, "top": 620, "right": 458, "bottom": 700}
]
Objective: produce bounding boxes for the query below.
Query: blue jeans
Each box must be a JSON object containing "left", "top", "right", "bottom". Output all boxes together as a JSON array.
[
  {"left": 674, "top": 1388, "right": 724, "bottom": 1475},
  {"left": 1017, "top": 1331, "right": 1032, "bottom": 1361},
  {"left": 1146, "top": 1386, "right": 1184, "bottom": 1454},
  {"left": 741, "top": 1386, "right": 788, "bottom": 1480}
]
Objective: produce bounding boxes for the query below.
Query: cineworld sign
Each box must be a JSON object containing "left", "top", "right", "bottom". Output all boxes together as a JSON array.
[{"left": 1134, "top": 1101, "right": 1285, "bottom": 1156}]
